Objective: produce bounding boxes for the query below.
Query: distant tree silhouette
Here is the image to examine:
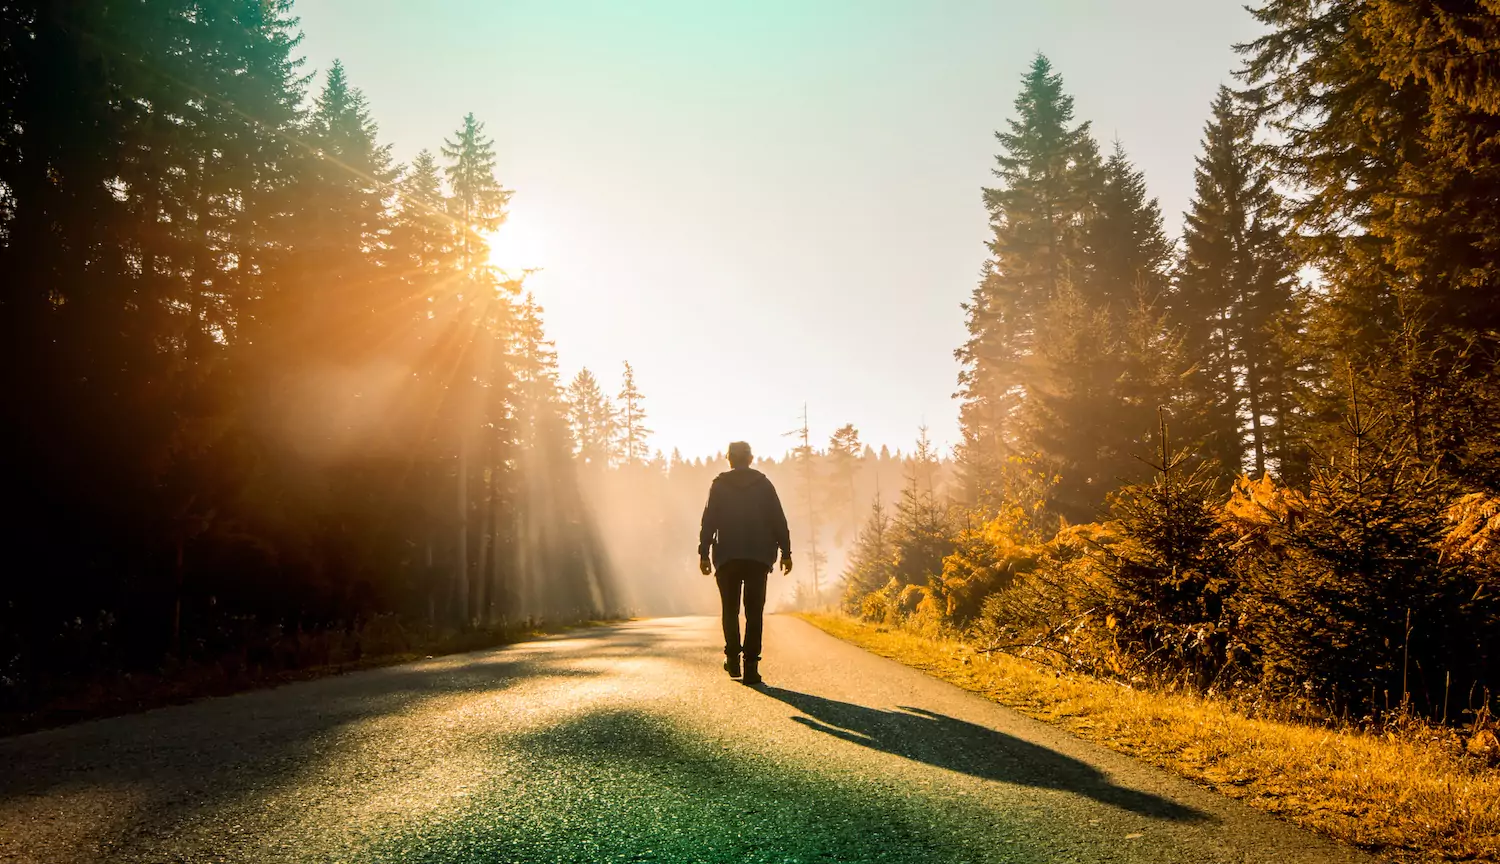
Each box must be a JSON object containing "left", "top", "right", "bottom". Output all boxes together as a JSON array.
[
  {"left": 889, "top": 429, "right": 954, "bottom": 589},
  {"left": 615, "top": 362, "right": 652, "bottom": 466},
  {"left": 826, "top": 424, "right": 863, "bottom": 542},
  {"left": 841, "top": 499, "right": 894, "bottom": 615},
  {"left": 566, "top": 369, "right": 615, "bottom": 469}
]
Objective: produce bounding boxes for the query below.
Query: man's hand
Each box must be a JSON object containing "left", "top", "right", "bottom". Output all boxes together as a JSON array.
[
  {"left": 699, "top": 556, "right": 713, "bottom": 576},
  {"left": 781, "top": 554, "right": 793, "bottom": 575}
]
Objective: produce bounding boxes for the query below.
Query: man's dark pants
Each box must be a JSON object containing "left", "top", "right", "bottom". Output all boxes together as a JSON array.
[{"left": 715, "top": 558, "right": 770, "bottom": 661}]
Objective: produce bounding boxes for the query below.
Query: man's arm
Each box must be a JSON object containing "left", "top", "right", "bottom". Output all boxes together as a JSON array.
[
  {"left": 698, "top": 482, "right": 720, "bottom": 560},
  {"left": 767, "top": 482, "right": 791, "bottom": 558}
]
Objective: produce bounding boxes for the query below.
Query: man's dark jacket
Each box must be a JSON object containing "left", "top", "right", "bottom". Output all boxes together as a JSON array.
[{"left": 698, "top": 468, "right": 791, "bottom": 569}]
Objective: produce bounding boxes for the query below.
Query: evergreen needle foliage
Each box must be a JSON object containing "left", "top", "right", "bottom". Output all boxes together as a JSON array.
[{"left": 862, "top": 42, "right": 1500, "bottom": 732}]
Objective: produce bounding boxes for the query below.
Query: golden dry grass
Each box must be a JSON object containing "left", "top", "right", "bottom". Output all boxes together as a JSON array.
[{"left": 799, "top": 613, "right": 1500, "bottom": 863}]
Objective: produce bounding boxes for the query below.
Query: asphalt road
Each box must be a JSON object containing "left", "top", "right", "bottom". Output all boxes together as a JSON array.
[{"left": 0, "top": 616, "right": 1376, "bottom": 863}]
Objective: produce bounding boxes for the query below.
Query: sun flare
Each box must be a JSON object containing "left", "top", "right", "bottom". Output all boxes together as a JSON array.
[{"left": 487, "top": 201, "right": 550, "bottom": 276}]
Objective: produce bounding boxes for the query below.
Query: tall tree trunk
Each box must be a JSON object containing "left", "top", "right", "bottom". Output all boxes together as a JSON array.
[
  {"left": 490, "top": 465, "right": 505, "bottom": 625},
  {"left": 171, "top": 536, "right": 184, "bottom": 656},
  {"left": 456, "top": 439, "right": 469, "bottom": 627},
  {"left": 425, "top": 535, "right": 435, "bottom": 625},
  {"left": 477, "top": 434, "right": 497, "bottom": 626},
  {"left": 1246, "top": 364, "right": 1267, "bottom": 477}
]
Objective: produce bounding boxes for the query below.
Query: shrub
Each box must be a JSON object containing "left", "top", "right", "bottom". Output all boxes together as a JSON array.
[
  {"left": 1230, "top": 411, "right": 1486, "bottom": 716},
  {"left": 935, "top": 510, "right": 1045, "bottom": 626},
  {"left": 970, "top": 523, "right": 1123, "bottom": 677},
  {"left": 1102, "top": 443, "right": 1239, "bottom": 687}
]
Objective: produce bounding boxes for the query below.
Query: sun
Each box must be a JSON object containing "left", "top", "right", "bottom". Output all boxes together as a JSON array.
[{"left": 486, "top": 199, "right": 550, "bottom": 277}]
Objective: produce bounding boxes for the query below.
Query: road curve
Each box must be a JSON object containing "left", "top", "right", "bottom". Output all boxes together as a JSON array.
[{"left": 1, "top": 616, "right": 1375, "bottom": 863}]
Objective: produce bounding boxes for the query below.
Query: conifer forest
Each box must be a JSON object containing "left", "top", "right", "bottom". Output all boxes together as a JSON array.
[{"left": 3, "top": 0, "right": 1500, "bottom": 741}]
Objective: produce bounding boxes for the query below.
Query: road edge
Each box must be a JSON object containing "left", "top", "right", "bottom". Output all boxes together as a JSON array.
[{"left": 797, "top": 612, "right": 1498, "bottom": 864}]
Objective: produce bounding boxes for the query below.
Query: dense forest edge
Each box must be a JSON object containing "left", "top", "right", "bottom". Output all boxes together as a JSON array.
[
  {"left": 0, "top": 2, "right": 666, "bottom": 725},
  {"left": 825, "top": 2, "right": 1500, "bottom": 755}
]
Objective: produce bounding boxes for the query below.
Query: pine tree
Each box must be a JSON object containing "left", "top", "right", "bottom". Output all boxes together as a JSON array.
[
  {"left": 826, "top": 424, "right": 863, "bottom": 542},
  {"left": 389, "top": 150, "right": 455, "bottom": 298},
  {"left": 841, "top": 498, "right": 894, "bottom": 615},
  {"left": 889, "top": 428, "right": 955, "bottom": 587},
  {"left": 615, "top": 361, "right": 652, "bottom": 465},
  {"left": 957, "top": 54, "right": 1102, "bottom": 507},
  {"left": 1082, "top": 141, "right": 1172, "bottom": 317},
  {"left": 1241, "top": 0, "right": 1500, "bottom": 485},
  {"left": 442, "top": 113, "right": 511, "bottom": 281},
  {"left": 1019, "top": 141, "right": 1174, "bottom": 521},
  {"left": 436, "top": 112, "right": 514, "bottom": 625},
  {"left": 565, "top": 368, "right": 614, "bottom": 469},
  {"left": 1174, "top": 87, "right": 1302, "bottom": 480}
]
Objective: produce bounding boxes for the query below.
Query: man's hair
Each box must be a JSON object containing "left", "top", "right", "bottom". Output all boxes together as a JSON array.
[{"left": 727, "top": 441, "right": 753, "bottom": 468}]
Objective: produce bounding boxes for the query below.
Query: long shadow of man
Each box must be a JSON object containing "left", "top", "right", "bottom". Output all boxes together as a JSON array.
[{"left": 758, "top": 687, "right": 1206, "bottom": 822}]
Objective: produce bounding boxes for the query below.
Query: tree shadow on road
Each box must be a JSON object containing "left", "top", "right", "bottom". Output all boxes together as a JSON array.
[
  {"left": 758, "top": 686, "right": 1207, "bottom": 823},
  {"left": 370, "top": 707, "right": 1056, "bottom": 864},
  {"left": 0, "top": 626, "right": 648, "bottom": 860}
]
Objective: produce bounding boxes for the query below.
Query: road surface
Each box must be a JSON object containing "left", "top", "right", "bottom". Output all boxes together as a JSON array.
[{"left": 1, "top": 616, "right": 1375, "bottom": 863}]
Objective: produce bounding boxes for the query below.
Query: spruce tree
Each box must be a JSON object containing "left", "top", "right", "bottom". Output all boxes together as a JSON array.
[
  {"left": 389, "top": 150, "right": 455, "bottom": 297},
  {"left": 511, "top": 293, "right": 561, "bottom": 429},
  {"left": 841, "top": 499, "right": 894, "bottom": 615},
  {"left": 957, "top": 54, "right": 1101, "bottom": 507},
  {"left": 442, "top": 113, "right": 512, "bottom": 281},
  {"left": 504, "top": 294, "right": 604, "bottom": 618},
  {"left": 434, "top": 112, "right": 513, "bottom": 625},
  {"left": 1082, "top": 142, "right": 1172, "bottom": 317},
  {"left": 826, "top": 424, "right": 863, "bottom": 541},
  {"left": 889, "top": 429, "right": 955, "bottom": 587},
  {"left": 1106, "top": 416, "right": 1238, "bottom": 684},
  {"left": 565, "top": 368, "right": 614, "bottom": 469},
  {"left": 1241, "top": 0, "right": 1500, "bottom": 484},
  {"left": 1017, "top": 282, "right": 1120, "bottom": 522},
  {"left": 1232, "top": 391, "right": 1481, "bottom": 714},
  {"left": 615, "top": 361, "right": 652, "bottom": 465},
  {"left": 1175, "top": 87, "right": 1302, "bottom": 479},
  {"left": 1021, "top": 141, "right": 1174, "bottom": 520},
  {"left": 286, "top": 60, "right": 396, "bottom": 367}
]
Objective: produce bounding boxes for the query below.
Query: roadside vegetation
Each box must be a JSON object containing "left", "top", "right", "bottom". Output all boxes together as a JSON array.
[
  {"left": 813, "top": 6, "right": 1500, "bottom": 858},
  {"left": 802, "top": 613, "right": 1500, "bottom": 863}
]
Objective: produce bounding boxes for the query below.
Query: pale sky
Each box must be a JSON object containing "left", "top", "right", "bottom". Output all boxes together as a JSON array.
[{"left": 297, "top": 0, "right": 1264, "bottom": 460}]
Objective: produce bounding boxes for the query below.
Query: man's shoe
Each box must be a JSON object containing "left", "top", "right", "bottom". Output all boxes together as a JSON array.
[
  {"left": 741, "top": 658, "right": 762, "bottom": 686},
  {"left": 723, "top": 654, "right": 742, "bottom": 678}
]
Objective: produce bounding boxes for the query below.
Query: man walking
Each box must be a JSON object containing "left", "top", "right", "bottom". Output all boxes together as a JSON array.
[{"left": 698, "top": 441, "right": 792, "bottom": 685}]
